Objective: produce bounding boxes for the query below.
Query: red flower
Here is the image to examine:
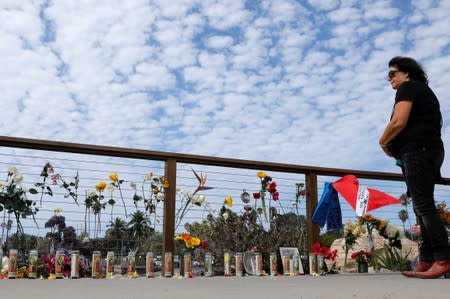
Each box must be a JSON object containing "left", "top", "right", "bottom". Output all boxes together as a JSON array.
[
  {"left": 253, "top": 192, "right": 261, "bottom": 199},
  {"left": 268, "top": 181, "right": 277, "bottom": 193},
  {"left": 328, "top": 249, "right": 337, "bottom": 261},
  {"left": 311, "top": 242, "right": 322, "bottom": 256},
  {"left": 321, "top": 246, "right": 331, "bottom": 257},
  {"left": 272, "top": 192, "right": 280, "bottom": 201},
  {"left": 351, "top": 249, "right": 372, "bottom": 263},
  {"left": 201, "top": 240, "right": 209, "bottom": 250}
]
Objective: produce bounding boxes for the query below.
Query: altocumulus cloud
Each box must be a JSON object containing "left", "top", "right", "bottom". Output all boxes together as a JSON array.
[{"left": 0, "top": 0, "right": 450, "bottom": 176}]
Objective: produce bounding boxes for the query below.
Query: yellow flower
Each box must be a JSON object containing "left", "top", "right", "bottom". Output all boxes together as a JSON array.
[
  {"left": 364, "top": 214, "right": 375, "bottom": 221},
  {"left": 224, "top": 196, "right": 233, "bottom": 208},
  {"left": 161, "top": 176, "right": 170, "bottom": 189},
  {"left": 107, "top": 185, "right": 115, "bottom": 193},
  {"left": 54, "top": 208, "right": 62, "bottom": 215},
  {"left": 96, "top": 181, "right": 107, "bottom": 192},
  {"left": 109, "top": 173, "right": 119, "bottom": 182},
  {"left": 377, "top": 220, "right": 387, "bottom": 231},
  {"left": 256, "top": 171, "right": 267, "bottom": 178}
]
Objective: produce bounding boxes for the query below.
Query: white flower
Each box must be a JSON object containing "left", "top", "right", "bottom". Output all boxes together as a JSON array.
[
  {"left": 222, "top": 212, "right": 229, "bottom": 220},
  {"left": 290, "top": 200, "right": 297, "bottom": 207},
  {"left": 156, "top": 192, "right": 165, "bottom": 201},
  {"left": 13, "top": 174, "right": 23, "bottom": 184},
  {"left": 88, "top": 191, "right": 96, "bottom": 198},
  {"left": 107, "top": 185, "right": 115, "bottom": 193},
  {"left": 8, "top": 167, "right": 18, "bottom": 175},
  {"left": 193, "top": 195, "right": 206, "bottom": 205},
  {"left": 82, "top": 236, "right": 90, "bottom": 243},
  {"left": 143, "top": 172, "right": 153, "bottom": 181},
  {"left": 0, "top": 182, "right": 4, "bottom": 189}
]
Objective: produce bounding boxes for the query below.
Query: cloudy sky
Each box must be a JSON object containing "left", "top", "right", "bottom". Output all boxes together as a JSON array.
[{"left": 2, "top": 0, "right": 450, "bottom": 176}]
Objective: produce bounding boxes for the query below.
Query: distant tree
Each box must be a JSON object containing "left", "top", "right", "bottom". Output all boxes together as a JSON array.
[
  {"left": 45, "top": 214, "right": 77, "bottom": 250},
  {"left": 105, "top": 217, "right": 128, "bottom": 252},
  {"left": 128, "top": 211, "right": 153, "bottom": 249}
]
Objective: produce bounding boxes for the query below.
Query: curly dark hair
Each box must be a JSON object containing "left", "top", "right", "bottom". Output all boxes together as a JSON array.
[{"left": 388, "top": 56, "right": 428, "bottom": 85}]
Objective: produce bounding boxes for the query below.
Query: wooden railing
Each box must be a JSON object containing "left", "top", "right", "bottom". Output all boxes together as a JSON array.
[{"left": 1, "top": 135, "right": 449, "bottom": 274}]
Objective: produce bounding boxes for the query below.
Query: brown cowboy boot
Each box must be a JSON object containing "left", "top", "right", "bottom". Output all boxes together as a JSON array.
[
  {"left": 414, "top": 260, "right": 450, "bottom": 279},
  {"left": 401, "top": 260, "right": 433, "bottom": 278}
]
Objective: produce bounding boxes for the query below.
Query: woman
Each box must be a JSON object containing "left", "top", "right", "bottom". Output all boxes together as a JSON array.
[{"left": 379, "top": 56, "right": 449, "bottom": 279}]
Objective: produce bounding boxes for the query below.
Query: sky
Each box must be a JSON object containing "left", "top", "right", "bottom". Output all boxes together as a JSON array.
[{"left": 1, "top": 0, "right": 450, "bottom": 236}]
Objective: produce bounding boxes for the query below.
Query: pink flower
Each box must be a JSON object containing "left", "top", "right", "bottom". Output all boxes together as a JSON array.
[
  {"left": 410, "top": 224, "right": 421, "bottom": 234},
  {"left": 51, "top": 175, "right": 58, "bottom": 185}
]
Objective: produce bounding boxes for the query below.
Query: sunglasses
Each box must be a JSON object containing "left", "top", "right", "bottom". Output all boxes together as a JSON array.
[{"left": 388, "top": 70, "right": 399, "bottom": 78}]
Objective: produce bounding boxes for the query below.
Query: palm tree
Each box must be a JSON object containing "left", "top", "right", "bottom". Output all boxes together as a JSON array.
[
  {"left": 398, "top": 209, "right": 409, "bottom": 232},
  {"left": 106, "top": 218, "right": 127, "bottom": 252},
  {"left": 128, "top": 211, "right": 152, "bottom": 248}
]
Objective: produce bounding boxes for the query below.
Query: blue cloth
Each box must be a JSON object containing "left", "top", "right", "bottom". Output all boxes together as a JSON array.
[{"left": 312, "top": 182, "right": 343, "bottom": 231}]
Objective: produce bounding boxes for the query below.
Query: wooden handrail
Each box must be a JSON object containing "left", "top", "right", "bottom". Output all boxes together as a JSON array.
[{"left": 0, "top": 135, "right": 433, "bottom": 182}]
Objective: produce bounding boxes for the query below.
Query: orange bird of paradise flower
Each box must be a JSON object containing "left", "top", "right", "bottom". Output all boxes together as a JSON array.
[{"left": 192, "top": 169, "right": 213, "bottom": 195}]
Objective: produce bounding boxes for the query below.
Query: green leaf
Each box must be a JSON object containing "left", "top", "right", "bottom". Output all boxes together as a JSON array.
[{"left": 28, "top": 188, "right": 38, "bottom": 194}]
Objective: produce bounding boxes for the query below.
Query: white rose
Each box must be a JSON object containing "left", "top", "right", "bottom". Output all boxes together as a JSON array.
[
  {"left": 8, "top": 167, "right": 18, "bottom": 175},
  {"left": 194, "top": 195, "right": 206, "bottom": 205},
  {"left": 222, "top": 212, "right": 229, "bottom": 220},
  {"left": 156, "top": 192, "right": 165, "bottom": 201},
  {"left": 107, "top": 185, "right": 115, "bottom": 193},
  {"left": 13, "top": 174, "right": 23, "bottom": 184}
]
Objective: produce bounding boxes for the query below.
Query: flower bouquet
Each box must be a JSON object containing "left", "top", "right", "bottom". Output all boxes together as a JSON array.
[
  {"left": 175, "top": 233, "right": 204, "bottom": 278},
  {"left": 351, "top": 249, "right": 372, "bottom": 273},
  {"left": 311, "top": 243, "right": 338, "bottom": 274}
]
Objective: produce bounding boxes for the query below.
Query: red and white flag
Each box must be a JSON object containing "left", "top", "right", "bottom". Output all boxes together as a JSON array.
[{"left": 332, "top": 175, "right": 400, "bottom": 216}]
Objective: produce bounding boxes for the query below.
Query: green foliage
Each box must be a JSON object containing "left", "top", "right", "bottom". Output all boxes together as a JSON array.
[
  {"left": 186, "top": 208, "right": 307, "bottom": 273},
  {"left": 320, "top": 230, "right": 342, "bottom": 248},
  {"left": 376, "top": 244, "right": 412, "bottom": 271},
  {"left": 0, "top": 169, "right": 39, "bottom": 235}
]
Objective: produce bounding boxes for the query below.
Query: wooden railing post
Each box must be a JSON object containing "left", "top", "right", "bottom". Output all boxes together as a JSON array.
[
  {"left": 162, "top": 159, "right": 177, "bottom": 276},
  {"left": 305, "top": 172, "right": 320, "bottom": 252}
]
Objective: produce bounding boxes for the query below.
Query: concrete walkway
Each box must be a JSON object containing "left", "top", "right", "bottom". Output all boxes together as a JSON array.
[{"left": 1, "top": 273, "right": 449, "bottom": 299}]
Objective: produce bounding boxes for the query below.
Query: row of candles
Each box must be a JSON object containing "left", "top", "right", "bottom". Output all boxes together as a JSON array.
[{"left": 4, "top": 249, "right": 326, "bottom": 279}]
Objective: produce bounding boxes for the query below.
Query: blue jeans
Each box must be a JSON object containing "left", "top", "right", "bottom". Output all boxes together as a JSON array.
[{"left": 401, "top": 146, "right": 449, "bottom": 261}]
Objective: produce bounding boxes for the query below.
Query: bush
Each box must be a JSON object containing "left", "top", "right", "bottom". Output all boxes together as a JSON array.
[
  {"left": 185, "top": 208, "right": 307, "bottom": 274},
  {"left": 377, "top": 244, "right": 411, "bottom": 271}
]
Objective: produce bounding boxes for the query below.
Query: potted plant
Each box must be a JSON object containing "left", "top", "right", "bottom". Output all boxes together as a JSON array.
[{"left": 351, "top": 249, "right": 372, "bottom": 273}]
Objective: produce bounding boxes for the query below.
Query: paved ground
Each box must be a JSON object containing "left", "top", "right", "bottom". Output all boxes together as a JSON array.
[{"left": 1, "top": 273, "right": 449, "bottom": 299}]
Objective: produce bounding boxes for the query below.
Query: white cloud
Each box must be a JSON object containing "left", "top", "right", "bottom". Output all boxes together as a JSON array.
[{"left": 206, "top": 35, "right": 234, "bottom": 49}]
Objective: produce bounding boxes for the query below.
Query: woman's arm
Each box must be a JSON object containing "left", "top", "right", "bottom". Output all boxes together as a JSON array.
[{"left": 379, "top": 100, "right": 413, "bottom": 156}]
